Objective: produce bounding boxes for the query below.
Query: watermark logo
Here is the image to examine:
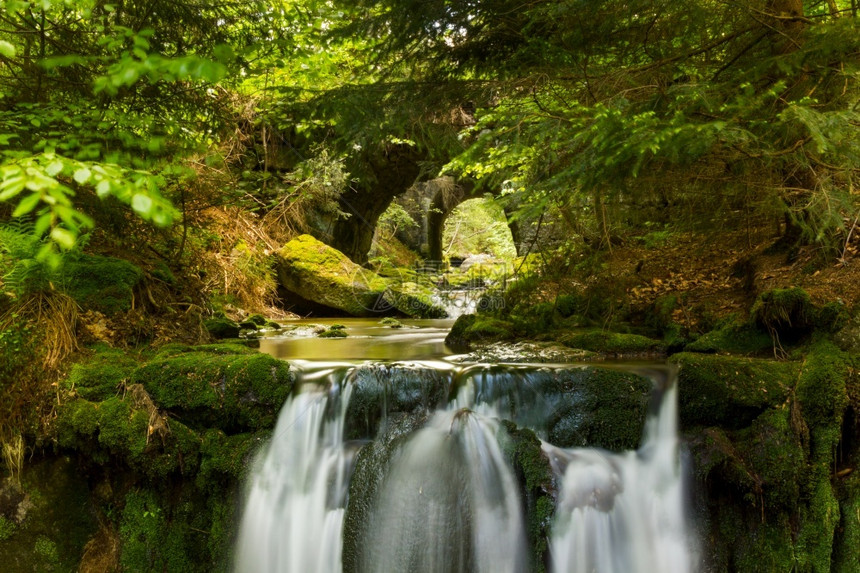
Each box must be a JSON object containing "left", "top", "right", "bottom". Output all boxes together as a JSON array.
[{"left": 348, "top": 261, "right": 510, "bottom": 316}]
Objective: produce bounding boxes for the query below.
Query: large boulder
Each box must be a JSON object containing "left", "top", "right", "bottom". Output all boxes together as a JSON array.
[
  {"left": 276, "top": 234, "right": 447, "bottom": 318},
  {"left": 276, "top": 234, "right": 388, "bottom": 316}
]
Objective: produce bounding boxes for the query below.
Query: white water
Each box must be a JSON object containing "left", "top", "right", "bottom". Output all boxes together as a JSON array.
[
  {"left": 233, "top": 363, "right": 696, "bottom": 573},
  {"left": 361, "top": 405, "right": 528, "bottom": 573},
  {"left": 234, "top": 383, "right": 354, "bottom": 573},
  {"left": 546, "top": 382, "right": 696, "bottom": 573}
]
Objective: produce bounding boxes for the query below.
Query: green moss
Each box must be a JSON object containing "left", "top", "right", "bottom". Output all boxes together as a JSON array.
[
  {"left": 60, "top": 254, "right": 143, "bottom": 316},
  {"left": 246, "top": 314, "right": 268, "bottom": 326},
  {"left": 119, "top": 490, "right": 193, "bottom": 573},
  {"left": 555, "top": 294, "right": 581, "bottom": 319},
  {"left": 672, "top": 352, "right": 798, "bottom": 429},
  {"left": 34, "top": 536, "right": 59, "bottom": 565},
  {"left": 558, "top": 329, "right": 665, "bottom": 355},
  {"left": 736, "top": 407, "right": 806, "bottom": 510},
  {"left": 832, "top": 473, "right": 860, "bottom": 572},
  {"left": 445, "top": 314, "right": 478, "bottom": 348},
  {"left": 188, "top": 343, "right": 258, "bottom": 355},
  {"left": 466, "top": 317, "right": 516, "bottom": 340},
  {"left": 197, "top": 429, "right": 264, "bottom": 486},
  {"left": 238, "top": 320, "right": 258, "bottom": 330},
  {"left": 548, "top": 368, "right": 653, "bottom": 451},
  {"left": 685, "top": 322, "right": 774, "bottom": 356},
  {"left": 498, "top": 422, "right": 553, "bottom": 573},
  {"left": 379, "top": 317, "right": 402, "bottom": 327},
  {"left": 319, "top": 328, "right": 348, "bottom": 338},
  {"left": 204, "top": 316, "right": 241, "bottom": 339},
  {"left": 511, "top": 301, "right": 557, "bottom": 336},
  {"left": 64, "top": 346, "right": 139, "bottom": 401},
  {"left": 0, "top": 516, "right": 15, "bottom": 541},
  {"left": 751, "top": 287, "right": 815, "bottom": 338},
  {"left": 131, "top": 351, "right": 293, "bottom": 432},
  {"left": 794, "top": 339, "right": 850, "bottom": 571}
]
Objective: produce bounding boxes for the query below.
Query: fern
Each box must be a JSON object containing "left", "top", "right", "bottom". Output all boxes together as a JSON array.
[{"left": 0, "top": 223, "right": 59, "bottom": 297}]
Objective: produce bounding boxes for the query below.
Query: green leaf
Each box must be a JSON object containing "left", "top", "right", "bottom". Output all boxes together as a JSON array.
[
  {"left": 96, "top": 179, "right": 111, "bottom": 197},
  {"left": 131, "top": 193, "right": 153, "bottom": 215},
  {"left": 73, "top": 167, "right": 92, "bottom": 184},
  {"left": 34, "top": 212, "right": 52, "bottom": 236},
  {"left": 12, "top": 192, "right": 41, "bottom": 217},
  {"left": 45, "top": 160, "right": 64, "bottom": 177},
  {"left": 50, "top": 227, "right": 76, "bottom": 250},
  {"left": 0, "top": 41, "right": 16, "bottom": 59}
]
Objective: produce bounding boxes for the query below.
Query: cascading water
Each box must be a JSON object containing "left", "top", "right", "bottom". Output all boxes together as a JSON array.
[
  {"left": 233, "top": 358, "right": 697, "bottom": 573},
  {"left": 359, "top": 405, "right": 528, "bottom": 573},
  {"left": 546, "top": 381, "right": 696, "bottom": 573},
  {"left": 234, "top": 379, "right": 354, "bottom": 573}
]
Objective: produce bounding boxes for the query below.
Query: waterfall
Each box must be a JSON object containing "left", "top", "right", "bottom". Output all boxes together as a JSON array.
[
  {"left": 359, "top": 407, "right": 528, "bottom": 573},
  {"left": 233, "top": 362, "right": 697, "bottom": 573},
  {"left": 546, "top": 382, "right": 696, "bottom": 573},
  {"left": 234, "top": 382, "right": 354, "bottom": 573}
]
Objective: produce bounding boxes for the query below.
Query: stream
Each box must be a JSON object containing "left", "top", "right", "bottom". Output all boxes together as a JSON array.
[{"left": 234, "top": 319, "right": 699, "bottom": 572}]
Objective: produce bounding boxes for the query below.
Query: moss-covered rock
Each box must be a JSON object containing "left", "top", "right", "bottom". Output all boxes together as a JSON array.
[
  {"left": 319, "top": 327, "right": 348, "bottom": 338},
  {"left": 688, "top": 338, "right": 856, "bottom": 572},
  {"left": 498, "top": 421, "right": 554, "bottom": 573},
  {"left": 131, "top": 351, "right": 293, "bottom": 432},
  {"left": 63, "top": 345, "right": 139, "bottom": 401},
  {"left": 672, "top": 352, "right": 797, "bottom": 429},
  {"left": 342, "top": 413, "right": 429, "bottom": 573},
  {"left": 276, "top": 234, "right": 389, "bottom": 316},
  {"left": 61, "top": 254, "right": 143, "bottom": 316},
  {"left": 545, "top": 367, "right": 653, "bottom": 451},
  {"left": 246, "top": 314, "right": 268, "bottom": 327},
  {"left": 444, "top": 314, "right": 515, "bottom": 348},
  {"left": 558, "top": 329, "right": 666, "bottom": 356},
  {"left": 685, "top": 321, "right": 774, "bottom": 356},
  {"left": 0, "top": 457, "right": 98, "bottom": 573},
  {"left": 204, "top": 316, "right": 241, "bottom": 339}
]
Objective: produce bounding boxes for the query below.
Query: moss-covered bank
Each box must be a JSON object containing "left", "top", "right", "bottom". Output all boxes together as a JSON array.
[
  {"left": 0, "top": 343, "right": 289, "bottom": 572},
  {"left": 681, "top": 337, "right": 859, "bottom": 572}
]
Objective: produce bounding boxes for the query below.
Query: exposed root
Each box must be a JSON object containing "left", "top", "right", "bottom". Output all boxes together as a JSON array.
[
  {"left": 78, "top": 517, "right": 121, "bottom": 573},
  {"left": 125, "top": 384, "right": 170, "bottom": 445},
  {"left": 1, "top": 433, "right": 23, "bottom": 487}
]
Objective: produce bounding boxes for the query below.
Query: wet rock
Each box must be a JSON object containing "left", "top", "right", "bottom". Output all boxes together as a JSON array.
[
  {"left": 342, "top": 413, "right": 429, "bottom": 573},
  {"left": 204, "top": 315, "right": 241, "bottom": 339},
  {"left": 545, "top": 368, "right": 653, "bottom": 451},
  {"left": 345, "top": 364, "right": 450, "bottom": 439},
  {"left": 670, "top": 352, "right": 797, "bottom": 430},
  {"left": 449, "top": 341, "right": 595, "bottom": 363},
  {"left": 275, "top": 234, "right": 388, "bottom": 316}
]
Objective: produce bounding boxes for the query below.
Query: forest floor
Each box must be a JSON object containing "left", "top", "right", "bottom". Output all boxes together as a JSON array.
[{"left": 548, "top": 221, "right": 860, "bottom": 332}]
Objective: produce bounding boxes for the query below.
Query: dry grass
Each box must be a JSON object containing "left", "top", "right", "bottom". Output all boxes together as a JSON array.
[
  {"left": 78, "top": 518, "right": 121, "bottom": 573},
  {"left": 1, "top": 290, "right": 79, "bottom": 369}
]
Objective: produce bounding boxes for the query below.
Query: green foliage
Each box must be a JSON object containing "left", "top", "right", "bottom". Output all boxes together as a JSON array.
[
  {"left": 0, "top": 516, "right": 15, "bottom": 541},
  {"left": 442, "top": 198, "right": 516, "bottom": 259}
]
